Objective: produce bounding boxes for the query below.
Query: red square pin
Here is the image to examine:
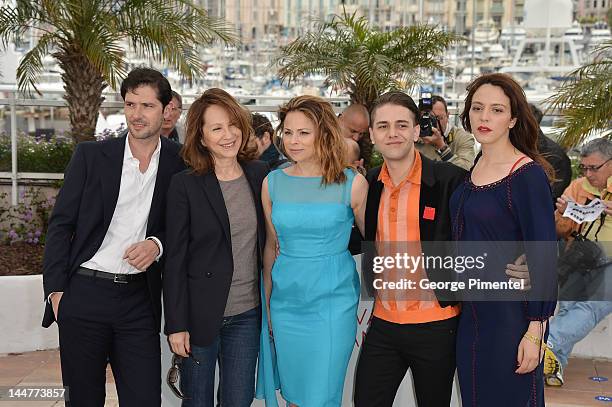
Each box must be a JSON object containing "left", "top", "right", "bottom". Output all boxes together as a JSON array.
[{"left": 423, "top": 206, "right": 436, "bottom": 220}]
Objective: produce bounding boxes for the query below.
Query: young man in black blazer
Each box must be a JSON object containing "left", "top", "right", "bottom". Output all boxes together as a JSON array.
[
  {"left": 42, "top": 68, "right": 186, "bottom": 406},
  {"left": 354, "top": 91, "right": 467, "bottom": 406}
]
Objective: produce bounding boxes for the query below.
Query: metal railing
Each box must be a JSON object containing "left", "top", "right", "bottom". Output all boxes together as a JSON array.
[
  {"left": 0, "top": 91, "right": 354, "bottom": 205},
  {"left": 0, "top": 90, "right": 564, "bottom": 205}
]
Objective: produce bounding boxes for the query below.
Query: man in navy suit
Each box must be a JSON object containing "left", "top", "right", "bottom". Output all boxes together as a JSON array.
[{"left": 42, "top": 68, "right": 185, "bottom": 406}]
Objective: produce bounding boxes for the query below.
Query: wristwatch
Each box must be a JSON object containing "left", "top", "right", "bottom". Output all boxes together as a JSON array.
[{"left": 436, "top": 144, "right": 449, "bottom": 156}]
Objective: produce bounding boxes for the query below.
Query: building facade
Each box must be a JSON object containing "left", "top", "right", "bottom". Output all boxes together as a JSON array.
[
  {"left": 574, "top": 0, "right": 610, "bottom": 21},
  {"left": 200, "top": 0, "right": 548, "bottom": 44}
]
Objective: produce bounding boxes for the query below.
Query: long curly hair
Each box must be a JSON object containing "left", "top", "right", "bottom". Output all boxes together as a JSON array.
[{"left": 275, "top": 95, "right": 348, "bottom": 185}]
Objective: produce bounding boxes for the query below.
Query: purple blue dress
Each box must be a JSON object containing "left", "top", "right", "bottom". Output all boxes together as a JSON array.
[{"left": 449, "top": 161, "right": 558, "bottom": 407}]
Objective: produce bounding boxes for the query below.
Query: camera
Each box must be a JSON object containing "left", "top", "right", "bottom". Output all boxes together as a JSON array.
[
  {"left": 418, "top": 92, "right": 439, "bottom": 138},
  {"left": 419, "top": 111, "right": 439, "bottom": 138}
]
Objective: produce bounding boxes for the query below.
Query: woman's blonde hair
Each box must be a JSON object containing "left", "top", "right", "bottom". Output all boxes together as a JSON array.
[
  {"left": 275, "top": 95, "right": 348, "bottom": 185},
  {"left": 182, "top": 88, "right": 258, "bottom": 174}
]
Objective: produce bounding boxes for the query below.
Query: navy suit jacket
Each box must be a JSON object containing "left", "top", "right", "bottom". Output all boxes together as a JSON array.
[{"left": 42, "top": 135, "right": 186, "bottom": 329}]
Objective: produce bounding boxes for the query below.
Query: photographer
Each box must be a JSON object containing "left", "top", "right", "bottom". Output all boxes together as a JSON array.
[
  {"left": 416, "top": 95, "right": 476, "bottom": 170},
  {"left": 544, "top": 138, "right": 612, "bottom": 387}
]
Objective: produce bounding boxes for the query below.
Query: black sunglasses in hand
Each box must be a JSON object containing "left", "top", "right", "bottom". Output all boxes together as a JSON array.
[{"left": 166, "top": 353, "right": 201, "bottom": 400}]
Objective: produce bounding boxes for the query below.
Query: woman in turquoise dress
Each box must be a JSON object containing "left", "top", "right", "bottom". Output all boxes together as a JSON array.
[{"left": 256, "top": 96, "right": 368, "bottom": 406}]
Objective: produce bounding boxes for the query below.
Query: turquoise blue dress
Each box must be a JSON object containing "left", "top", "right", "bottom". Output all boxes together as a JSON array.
[{"left": 256, "top": 168, "right": 360, "bottom": 407}]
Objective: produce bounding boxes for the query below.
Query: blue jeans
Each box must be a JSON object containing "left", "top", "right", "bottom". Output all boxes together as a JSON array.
[
  {"left": 179, "top": 307, "right": 261, "bottom": 407},
  {"left": 548, "top": 300, "right": 612, "bottom": 368},
  {"left": 549, "top": 261, "right": 612, "bottom": 367}
]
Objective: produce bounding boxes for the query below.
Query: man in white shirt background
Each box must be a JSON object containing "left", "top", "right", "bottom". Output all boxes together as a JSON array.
[{"left": 42, "top": 68, "right": 186, "bottom": 406}]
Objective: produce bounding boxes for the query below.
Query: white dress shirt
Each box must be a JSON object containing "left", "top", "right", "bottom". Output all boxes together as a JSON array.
[{"left": 81, "top": 136, "right": 162, "bottom": 274}]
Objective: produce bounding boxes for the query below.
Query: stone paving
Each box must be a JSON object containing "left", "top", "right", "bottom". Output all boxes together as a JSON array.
[{"left": 0, "top": 349, "right": 610, "bottom": 406}]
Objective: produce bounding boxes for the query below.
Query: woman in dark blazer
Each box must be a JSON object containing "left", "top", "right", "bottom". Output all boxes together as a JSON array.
[{"left": 163, "top": 88, "right": 268, "bottom": 407}]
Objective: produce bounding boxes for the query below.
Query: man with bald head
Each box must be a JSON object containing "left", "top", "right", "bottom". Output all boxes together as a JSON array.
[
  {"left": 339, "top": 103, "right": 369, "bottom": 141},
  {"left": 344, "top": 137, "right": 365, "bottom": 174}
]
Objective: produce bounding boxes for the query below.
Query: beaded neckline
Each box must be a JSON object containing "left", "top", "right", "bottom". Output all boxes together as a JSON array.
[{"left": 466, "top": 161, "right": 537, "bottom": 191}]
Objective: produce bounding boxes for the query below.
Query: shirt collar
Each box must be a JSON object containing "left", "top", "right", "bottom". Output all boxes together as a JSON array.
[
  {"left": 378, "top": 150, "right": 422, "bottom": 189},
  {"left": 444, "top": 122, "right": 453, "bottom": 138},
  {"left": 124, "top": 134, "right": 162, "bottom": 163}
]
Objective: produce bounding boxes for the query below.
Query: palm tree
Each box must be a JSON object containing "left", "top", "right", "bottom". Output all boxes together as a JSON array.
[
  {"left": 275, "top": 10, "right": 459, "bottom": 110},
  {"left": 545, "top": 41, "right": 612, "bottom": 148},
  {"left": 274, "top": 10, "right": 458, "bottom": 167},
  {"left": 0, "top": 0, "right": 236, "bottom": 142}
]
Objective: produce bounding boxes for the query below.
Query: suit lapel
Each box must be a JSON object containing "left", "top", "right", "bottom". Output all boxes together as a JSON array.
[
  {"left": 100, "top": 136, "right": 125, "bottom": 232},
  {"left": 146, "top": 138, "right": 171, "bottom": 235},
  {"left": 200, "top": 171, "right": 232, "bottom": 245},
  {"left": 242, "top": 162, "right": 264, "bottom": 219},
  {"left": 242, "top": 162, "right": 259, "bottom": 204},
  {"left": 365, "top": 168, "right": 384, "bottom": 241},
  {"left": 419, "top": 156, "right": 437, "bottom": 242},
  {"left": 241, "top": 161, "right": 265, "bottom": 260}
]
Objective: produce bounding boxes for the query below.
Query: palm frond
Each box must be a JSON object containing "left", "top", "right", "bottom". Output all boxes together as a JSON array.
[
  {"left": 0, "top": 1, "right": 50, "bottom": 48},
  {"left": 545, "top": 41, "right": 612, "bottom": 147},
  {"left": 275, "top": 10, "right": 458, "bottom": 106},
  {"left": 78, "top": 28, "right": 126, "bottom": 90},
  {"left": 16, "top": 32, "right": 58, "bottom": 94},
  {"left": 0, "top": 7, "right": 26, "bottom": 48},
  {"left": 114, "top": 0, "right": 236, "bottom": 79},
  {"left": 3, "top": 0, "right": 243, "bottom": 142}
]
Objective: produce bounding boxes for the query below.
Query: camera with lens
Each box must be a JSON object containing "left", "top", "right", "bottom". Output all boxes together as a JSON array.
[
  {"left": 418, "top": 92, "right": 439, "bottom": 138},
  {"left": 419, "top": 111, "right": 439, "bottom": 138}
]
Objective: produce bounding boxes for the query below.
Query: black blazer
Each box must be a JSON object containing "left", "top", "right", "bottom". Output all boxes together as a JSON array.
[
  {"left": 163, "top": 160, "right": 268, "bottom": 347},
  {"left": 42, "top": 136, "right": 186, "bottom": 329},
  {"left": 362, "top": 155, "right": 467, "bottom": 307}
]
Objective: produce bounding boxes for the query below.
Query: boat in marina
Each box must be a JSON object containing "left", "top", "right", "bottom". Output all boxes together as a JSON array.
[
  {"left": 588, "top": 28, "right": 612, "bottom": 48},
  {"left": 563, "top": 21, "right": 585, "bottom": 50},
  {"left": 500, "top": 26, "right": 526, "bottom": 51},
  {"left": 474, "top": 20, "right": 500, "bottom": 44}
]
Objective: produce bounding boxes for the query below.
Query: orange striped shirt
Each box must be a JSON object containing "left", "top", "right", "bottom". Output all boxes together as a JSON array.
[{"left": 373, "top": 151, "right": 460, "bottom": 324}]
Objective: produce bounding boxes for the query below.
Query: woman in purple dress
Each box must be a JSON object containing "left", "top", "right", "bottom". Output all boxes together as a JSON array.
[{"left": 450, "top": 73, "right": 558, "bottom": 406}]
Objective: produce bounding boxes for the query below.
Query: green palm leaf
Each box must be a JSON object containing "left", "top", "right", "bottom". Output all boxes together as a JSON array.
[
  {"left": 275, "top": 9, "right": 459, "bottom": 108},
  {"left": 16, "top": 32, "right": 58, "bottom": 94},
  {"left": 545, "top": 41, "right": 612, "bottom": 148},
  {"left": 0, "top": 0, "right": 237, "bottom": 142}
]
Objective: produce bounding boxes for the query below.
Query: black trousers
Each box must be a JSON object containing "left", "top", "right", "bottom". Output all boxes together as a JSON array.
[
  {"left": 57, "top": 273, "right": 161, "bottom": 407},
  {"left": 354, "top": 315, "right": 458, "bottom": 407}
]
